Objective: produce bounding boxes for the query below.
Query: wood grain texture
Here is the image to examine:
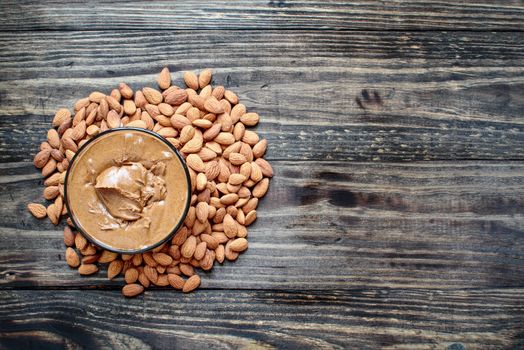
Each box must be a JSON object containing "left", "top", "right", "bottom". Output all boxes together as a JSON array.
[
  {"left": 1, "top": 161, "right": 522, "bottom": 289},
  {"left": 1, "top": 1, "right": 523, "bottom": 31},
  {"left": 0, "top": 31, "right": 523, "bottom": 161},
  {"left": 1, "top": 289, "right": 523, "bottom": 349}
]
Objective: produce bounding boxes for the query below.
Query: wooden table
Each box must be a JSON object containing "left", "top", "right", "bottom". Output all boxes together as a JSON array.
[{"left": 1, "top": 1, "right": 523, "bottom": 348}]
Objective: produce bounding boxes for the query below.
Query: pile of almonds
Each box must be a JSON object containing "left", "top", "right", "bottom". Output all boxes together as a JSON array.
[{"left": 27, "top": 68, "right": 272, "bottom": 297}]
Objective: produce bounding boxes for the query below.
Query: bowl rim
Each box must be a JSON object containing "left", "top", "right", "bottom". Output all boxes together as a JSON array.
[{"left": 63, "top": 127, "right": 191, "bottom": 254}]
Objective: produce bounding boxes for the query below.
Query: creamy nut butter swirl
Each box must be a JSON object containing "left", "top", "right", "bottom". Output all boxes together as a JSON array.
[{"left": 66, "top": 129, "right": 189, "bottom": 251}]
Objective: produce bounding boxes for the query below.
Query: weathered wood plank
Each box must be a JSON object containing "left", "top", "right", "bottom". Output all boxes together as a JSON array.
[
  {"left": 0, "top": 31, "right": 523, "bottom": 161},
  {"left": 0, "top": 289, "right": 523, "bottom": 349},
  {"left": 1, "top": 161, "right": 522, "bottom": 289},
  {"left": 1, "top": 1, "right": 523, "bottom": 31}
]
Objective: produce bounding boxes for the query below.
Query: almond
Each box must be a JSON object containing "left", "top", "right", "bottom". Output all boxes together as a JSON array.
[
  {"left": 253, "top": 139, "right": 267, "bottom": 158},
  {"left": 118, "top": 83, "right": 133, "bottom": 99},
  {"left": 143, "top": 87, "right": 163, "bottom": 105},
  {"left": 186, "top": 154, "right": 205, "bottom": 172},
  {"left": 46, "top": 203, "right": 60, "bottom": 225},
  {"left": 122, "top": 283, "right": 144, "bottom": 297},
  {"left": 28, "top": 203, "right": 47, "bottom": 219},
  {"left": 108, "top": 259, "right": 123, "bottom": 280},
  {"left": 42, "top": 158, "right": 57, "bottom": 177},
  {"left": 43, "top": 186, "right": 59, "bottom": 200},
  {"left": 75, "top": 97, "right": 90, "bottom": 111},
  {"left": 184, "top": 71, "right": 199, "bottom": 90},
  {"left": 168, "top": 274, "right": 185, "bottom": 290},
  {"left": 63, "top": 226, "right": 75, "bottom": 246},
  {"left": 255, "top": 158, "right": 274, "bottom": 177},
  {"left": 163, "top": 87, "right": 188, "bottom": 105},
  {"left": 89, "top": 91, "right": 106, "bottom": 103},
  {"left": 47, "top": 129, "right": 60, "bottom": 149},
  {"left": 107, "top": 110, "right": 121, "bottom": 129},
  {"left": 224, "top": 90, "right": 238, "bottom": 105},
  {"left": 157, "top": 67, "right": 171, "bottom": 90},
  {"left": 245, "top": 210, "right": 257, "bottom": 225},
  {"left": 182, "top": 274, "right": 201, "bottom": 293},
  {"left": 228, "top": 173, "right": 246, "bottom": 186},
  {"left": 230, "top": 104, "right": 246, "bottom": 123},
  {"left": 194, "top": 242, "right": 207, "bottom": 260},
  {"left": 253, "top": 178, "right": 269, "bottom": 198},
  {"left": 71, "top": 120, "right": 86, "bottom": 141},
  {"left": 230, "top": 238, "right": 248, "bottom": 252},
  {"left": 198, "top": 69, "right": 212, "bottom": 88},
  {"left": 212, "top": 86, "right": 225, "bottom": 99},
  {"left": 153, "top": 252, "right": 173, "bottom": 266},
  {"left": 214, "top": 132, "right": 235, "bottom": 145},
  {"left": 123, "top": 99, "right": 136, "bottom": 115},
  {"left": 65, "top": 247, "right": 80, "bottom": 267},
  {"left": 196, "top": 201, "right": 209, "bottom": 223},
  {"left": 242, "top": 130, "right": 259, "bottom": 146},
  {"left": 158, "top": 103, "right": 175, "bottom": 117},
  {"left": 181, "top": 235, "right": 197, "bottom": 258},
  {"left": 78, "top": 264, "right": 98, "bottom": 275},
  {"left": 229, "top": 152, "right": 247, "bottom": 166},
  {"left": 223, "top": 214, "right": 238, "bottom": 238},
  {"left": 240, "top": 112, "right": 259, "bottom": 126},
  {"left": 170, "top": 114, "right": 191, "bottom": 130},
  {"left": 125, "top": 268, "right": 139, "bottom": 283},
  {"left": 33, "top": 149, "right": 51, "bottom": 168},
  {"left": 127, "top": 119, "right": 147, "bottom": 129},
  {"left": 204, "top": 96, "right": 224, "bottom": 114},
  {"left": 98, "top": 250, "right": 118, "bottom": 263},
  {"left": 52, "top": 108, "right": 71, "bottom": 127},
  {"left": 144, "top": 265, "right": 158, "bottom": 283}
]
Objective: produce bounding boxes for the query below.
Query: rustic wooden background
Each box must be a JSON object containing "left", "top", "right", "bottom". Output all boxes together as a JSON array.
[{"left": 1, "top": 1, "right": 523, "bottom": 349}]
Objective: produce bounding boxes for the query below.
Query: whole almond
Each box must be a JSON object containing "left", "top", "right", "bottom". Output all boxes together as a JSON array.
[
  {"left": 214, "top": 132, "right": 235, "bottom": 145},
  {"left": 186, "top": 154, "right": 205, "bottom": 172},
  {"left": 108, "top": 259, "right": 123, "bottom": 280},
  {"left": 46, "top": 203, "right": 59, "bottom": 225},
  {"left": 123, "top": 99, "right": 136, "bottom": 115},
  {"left": 75, "top": 233, "right": 88, "bottom": 250},
  {"left": 212, "top": 85, "right": 225, "bottom": 99},
  {"left": 230, "top": 103, "right": 246, "bottom": 123},
  {"left": 157, "top": 67, "right": 171, "bottom": 90},
  {"left": 107, "top": 110, "right": 121, "bottom": 129},
  {"left": 43, "top": 185, "right": 59, "bottom": 200},
  {"left": 134, "top": 90, "right": 147, "bottom": 108},
  {"left": 71, "top": 120, "right": 86, "bottom": 141},
  {"left": 52, "top": 108, "right": 71, "bottom": 127},
  {"left": 127, "top": 119, "right": 147, "bottom": 129},
  {"left": 125, "top": 268, "right": 139, "bottom": 283},
  {"left": 170, "top": 114, "right": 191, "bottom": 130},
  {"left": 229, "top": 173, "right": 246, "bottom": 186},
  {"left": 158, "top": 103, "right": 174, "bottom": 117},
  {"left": 255, "top": 158, "right": 274, "bottom": 177},
  {"left": 75, "top": 97, "right": 90, "bottom": 111},
  {"left": 240, "top": 112, "right": 259, "bottom": 126},
  {"left": 65, "top": 247, "right": 80, "bottom": 267},
  {"left": 28, "top": 203, "right": 47, "bottom": 219},
  {"left": 194, "top": 242, "right": 207, "bottom": 260},
  {"left": 122, "top": 283, "right": 144, "bottom": 297},
  {"left": 180, "top": 125, "right": 195, "bottom": 144},
  {"left": 196, "top": 201, "right": 209, "bottom": 223},
  {"left": 184, "top": 71, "right": 199, "bottom": 90},
  {"left": 183, "top": 274, "right": 201, "bottom": 293},
  {"left": 230, "top": 238, "right": 248, "bottom": 252},
  {"left": 78, "top": 264, "right": 98, "bottom": 275},
  {"left": 245, "top": 210, "right": 257, "bottom": 225},
  {"left": 144, "top": 265, "right": 158, "bottom": 283},
  {"left": 199, "top": 69, "right": 212, "bottom": 88},
  {"left": 229, "top": 152, "right": 247, "bottom": 166},
  {"left": 204, "top": 96, "right": 224, "bottom": 114},
  {"left": 203, "top": 123, "right": 222, "bottom": 141},
  {"left": 224, "top": 90, "right": 239, "bottom": 105},
  {"left": 153, "top": 252, "right": 173, "bottom": 266},
  {"left": 253, "top": 178, "right": 269, "bottom": 198},
  {"left": 143, "top": 87, "right": 163, "bottom": 105},
  {"left": 163, "top": 87, "right": 188, "bottom": 105},
  {"left": 86, "top": 124, "right": 100, "bottom": 136},
  {"left": 47, "top": 129, "right": 60, "bottom": 149},
  {"left": 34, "top": 149, "right": 51, "bottom": 168},
  {"left": 242, "top": 130, "right": 259, "bottom": 146},
  {"left": 106, "top": 95, "right": 122, "bottom": 112},
  {"left": 42, "top": 158, "right": 57, "bottom": 177},
  {"left": 89, "top": 91, "right": 106, "bottom": 103},
  {"left": 223, "top": 214, "right": 238, "bottom": 238},
  {"left": 98, "top": 98, "right": 109, "bottom": 120},
  {"left": 250, "top": 161, "right": 263, "bottom": 182},
  {"left": 168, "top": 274, "right": 185, "bottom": 289},
  {"left": 181, "top": 235, "right": 197, "bottom": 258},
  {"left": 98, "top": 250, "right": 118, "bottom": 263},
  {"left": 63, "top": 226, "right": 75, "bottom": 246},
  {"left": 197, "top": 147, "right": 216, "bottom": 162},
  {"left": 119, "top": 83, "right": 134, "bottom": 99},
  {"left": 253, "top": 139, "right": 268, "bottom": 158}
]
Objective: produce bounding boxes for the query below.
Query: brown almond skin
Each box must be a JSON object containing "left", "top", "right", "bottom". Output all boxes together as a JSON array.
[
  {"left": 78, "top": 264, "right": 98, "bottom": 275},
  {"left": 65, "top": 247, "right": 80, "bottom": 267},
  {"left": 183, "top": 275, "right": 201, "bottom": 293},
  {"left": 122, "top": 283, "right": 144, "bottom": 297}
]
